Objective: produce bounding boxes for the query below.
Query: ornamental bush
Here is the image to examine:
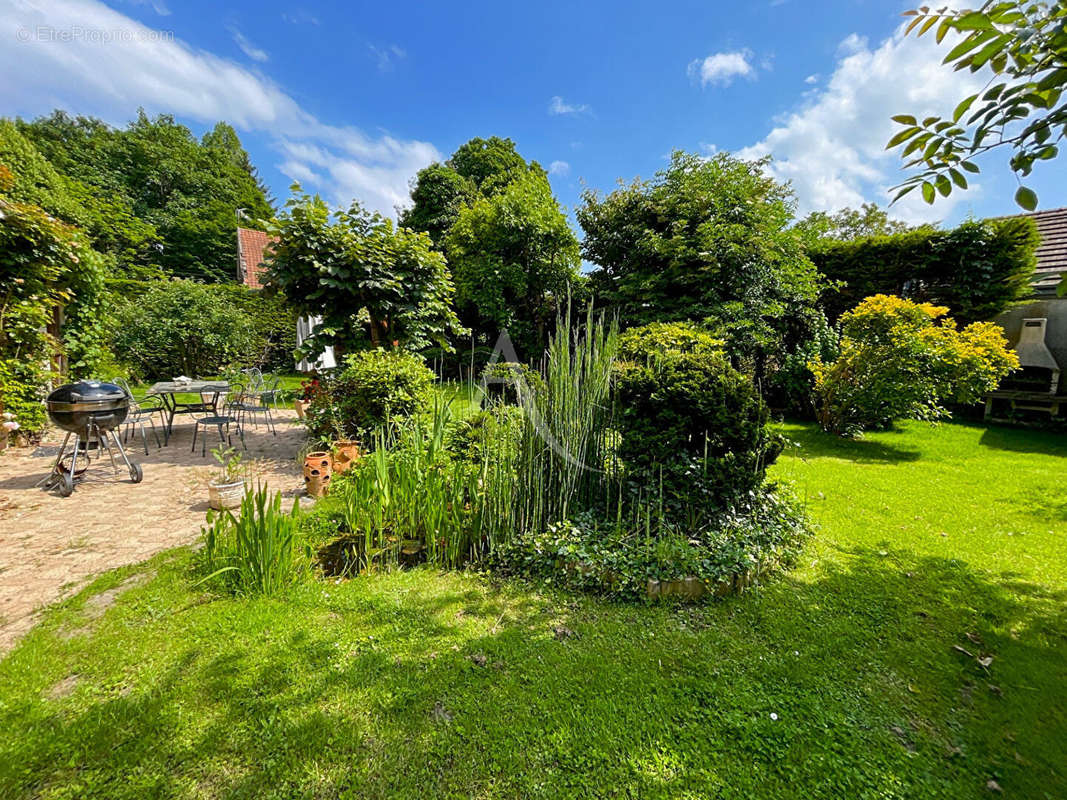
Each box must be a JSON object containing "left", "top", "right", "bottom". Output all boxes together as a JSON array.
[
  {"left": 480, "top": 361, "right": 545, "bottom": 404},
  {"left": 811, "top": 294, "right": 1019, "bottom": 435},
  {"left": 617, "top": 321, "right": 723, "bottom": 361},
  {"left": 112, "top": 280, "right": 260, "bottom": 380},
  {"left": 613, "top": 350, "right": 783, "bottom": 509},
  {"left": 312, "top": 349, "right": 435, "bottom": 442}
]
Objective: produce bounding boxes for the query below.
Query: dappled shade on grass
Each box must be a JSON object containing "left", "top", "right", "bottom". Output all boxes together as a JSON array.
[{"left": 1, "top": 419, "right": 1065, "bottom": 799}]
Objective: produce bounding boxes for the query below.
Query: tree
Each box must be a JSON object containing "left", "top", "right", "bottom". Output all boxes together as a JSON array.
[
  {"left": 794, "top": 203, "right": 918, "bottom": 243},
  {"left": 811, "top": 294, "right": 1018, "bottom": 435},
  {"left": 888, "top": 1, "right": 1066, "bottom": 211},
  {"left": 399, "top": 136, "right": 545, "bottom": 247},
  {"left": 578, "top": 151, "right": 822, "bottom": 377},
  {"left": 399, "top": 163, "right": 476, "bottom": 248},
  {"left": 446, "top": 172, "right": 580, "bottom": 358},
  {"left": 447, "top": 136, "right": 542, "bottom": 195},
  {"left": 15, "top": 109, "right": 273, "bottom": 282},
  {"left": 266, "top": 187, "right": 464, "bottom": 357}
]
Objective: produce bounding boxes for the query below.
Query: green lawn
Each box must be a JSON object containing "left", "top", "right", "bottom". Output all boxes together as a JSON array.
[{"left": 1, "top": 421, "right": 1064, "bottom": 798}]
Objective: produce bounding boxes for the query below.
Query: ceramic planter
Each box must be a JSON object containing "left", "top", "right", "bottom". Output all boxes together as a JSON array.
[
  {"left": 208, "top": 479, "right": 245, "bottom": 510},
  {"left": 303, "top": 451, "right": 332, "bottom": 497},
  {"left": 332, "top": 439, "right": 361, "bottom": 474}
]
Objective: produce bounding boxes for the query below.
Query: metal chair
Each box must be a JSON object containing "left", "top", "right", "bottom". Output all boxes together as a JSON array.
[
  {"left": 256, "top": 373, "right": 284, "bottom": 410},
  {"left": 191, "top": 384, "right": 245, "bottom": 457},
  {"left": 229, "top": 380, "right": 278, "bottom": 436},
  {"left": 113, "top": 377, "right": 167, "bottom": 453}
]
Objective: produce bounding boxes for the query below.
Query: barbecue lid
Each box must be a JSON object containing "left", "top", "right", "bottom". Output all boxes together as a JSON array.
[{"left": 47, "top": 380, "right": 127, "bottom": 405}]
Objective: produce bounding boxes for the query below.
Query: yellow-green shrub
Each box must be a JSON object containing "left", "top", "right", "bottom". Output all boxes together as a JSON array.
[{"left": 811, "top": 294, "right": 1018, "bottom": 435}]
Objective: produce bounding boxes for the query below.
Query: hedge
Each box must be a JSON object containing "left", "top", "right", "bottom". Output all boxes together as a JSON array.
[{"left": 810, "top": 217, "right": 1039, "bottom": 324}]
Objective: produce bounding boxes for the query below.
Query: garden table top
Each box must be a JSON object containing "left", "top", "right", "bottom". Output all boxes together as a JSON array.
[
  {"left": 146, "top": 381, "right": 231, "bottom": 435},
  {"left": 146, "top": 380, "right": 230, "bottom": 395}
]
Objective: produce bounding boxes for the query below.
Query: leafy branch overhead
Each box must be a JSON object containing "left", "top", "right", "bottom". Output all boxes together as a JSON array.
[{"left": 887, "top": 1, "right": 1066, "bottom": 210}]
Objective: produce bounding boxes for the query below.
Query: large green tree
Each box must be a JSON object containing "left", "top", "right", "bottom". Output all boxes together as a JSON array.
[
  {"left": 266, "top": 188, "right": 464, "bottom": 356},
  {"left": 794, "top": 203, "right": 919, "bottom": 243},
  {"left": 400, "top": 136, "right": 545, "bottom": 248},
  {"left": 888, "top": 1, "right": 1066, "bottom": 211},
  {"left": 401, "top": 136, "right": 577, "bottom": 357},
  {"left": 578, "top": 151, "right": 822, "bottom": 375},
  {"left": 446, "top": 171, "right": 581, "bottom": 357},
  {"left": 16, "top": 110, "right": 273, "bottom": 282}
]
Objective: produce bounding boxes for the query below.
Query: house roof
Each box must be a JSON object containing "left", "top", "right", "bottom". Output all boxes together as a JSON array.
[
  {"left": 236, "top": 226, "right": 278, "bottom": 289},
  {"left": 1006, "top": 207, "right": 1067, "bottom": 296}
]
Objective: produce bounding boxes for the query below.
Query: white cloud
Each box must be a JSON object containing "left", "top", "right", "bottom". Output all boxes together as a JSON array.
[
  {"left": 687, "top": 50, "right": 755, "bottom": 88},
  {"left": 548, "top": 95, "right": 590, "bottom": 116},
  {"left": 0, "top": 0, "right": 438, "bottom": 216},
  {"left": 804, "top": 74, "right": 818, "bottom": 84},
  {"left": 121, "top": 0, "right": 169, "bottom": 15},
  {"left": 281, "top": 10, "right": 319, "bottom": 25},
  {"left": 548, "top": 160, "right": 570, "bottom": 177},
  {"left": 369, "top": 43, "right": 405, "bottom": 72},
  {"left": 737, "top": 25, "right": 986, "bottom": 224},
  {"left": 231, "top": 29, "right": 268, "bottom": 62}
]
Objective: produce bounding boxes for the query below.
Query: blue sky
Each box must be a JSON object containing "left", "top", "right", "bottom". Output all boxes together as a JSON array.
[{"left": 1, "top": 0, "right": 1062, "bottom": 228}]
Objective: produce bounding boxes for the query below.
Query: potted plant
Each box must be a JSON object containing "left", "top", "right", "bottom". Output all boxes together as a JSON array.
[
  {"left": 0, "top": 412, "right": 18, "bottom": 452},
  {"left": 295, "top": 377, "right": 319, "bottom": 419},
  {"left": 331, "top": 438, "right": 361, "bottom": 474},
  {"left": 208, "top": 444, "right": 246, "bottom": 510}
]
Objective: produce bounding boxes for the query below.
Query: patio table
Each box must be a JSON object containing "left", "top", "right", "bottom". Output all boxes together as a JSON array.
[{"left": 146, "top": 380, "right": 230, "bottom": 436}]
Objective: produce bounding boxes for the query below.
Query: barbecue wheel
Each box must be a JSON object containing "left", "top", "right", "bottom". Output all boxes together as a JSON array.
[
  {"left": 129, "top": 463, "right": 143, "bottom": 483},
  {"left": 58, "top": 472, "right": 74, "bottom": 497}
]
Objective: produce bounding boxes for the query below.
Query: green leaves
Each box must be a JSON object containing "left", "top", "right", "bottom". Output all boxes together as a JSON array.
[
  {"left": 889, "top": 1, "right": 1065, "bottom": 208},
  {"left": 1014, "top": 186, "right": 1038, "bottom": 210}
]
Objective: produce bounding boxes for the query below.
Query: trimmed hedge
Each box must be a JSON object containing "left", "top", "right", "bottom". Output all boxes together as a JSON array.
[{"left": 810, "top": 217, "right": 1039, "bottom": 323}]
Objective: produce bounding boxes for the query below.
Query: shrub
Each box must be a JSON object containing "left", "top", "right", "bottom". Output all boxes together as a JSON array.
[
  {"left": 198, "top": 485, "right": 306, "bottom": 595},
  {"left": 811, "top": 294, "right": 1019, "bottom": 435},
  {"left": 617, "top": 321, "right": 723, "bottom": 361},
  {"left": 0, "top": 358, "right": 49, "bottom": 441},
  {"left": 480, "top": 361, "right": 545, "bottom": 403},
  {"left": 613, "top": 350, "right": 783, "bottom": 509},
  {"left": 492, "top": 489, "right": 812, "bottom": 599},
  {"left": 112, "top": 279, "right": 259, "bottom": 380},
  {"left": 763, "top": 308, "right": 840, "bottom": 415},
  {"left": 310, "top": 349, "right": 435, "bottom": 442}
]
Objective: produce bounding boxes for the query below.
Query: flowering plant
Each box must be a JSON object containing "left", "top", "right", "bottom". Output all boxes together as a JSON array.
[{"left": 299, "top": 377, "right": 322, "bottom": 402}]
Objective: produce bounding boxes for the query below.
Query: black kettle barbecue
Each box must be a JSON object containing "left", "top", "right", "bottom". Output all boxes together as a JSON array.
[{"left": 40, "top": 380, "right": 143, "bottom": 496}]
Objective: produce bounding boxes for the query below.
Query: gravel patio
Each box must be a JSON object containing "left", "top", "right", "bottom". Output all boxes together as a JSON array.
[{"left": 0, "top": 409, "right": 307, "bottom": 652}]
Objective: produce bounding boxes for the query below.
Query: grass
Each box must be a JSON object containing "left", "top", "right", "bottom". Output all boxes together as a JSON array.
[{"left": 1, "top": 420, "right": 1065, "bottom": 798}]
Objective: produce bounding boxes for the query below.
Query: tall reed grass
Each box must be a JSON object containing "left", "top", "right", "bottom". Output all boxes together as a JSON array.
[
  {"left": 324, "top": 305, "right": 622, "bottom": 570},
  {"left": 200, "top": 485, "right": 304, "bottom": 595}
]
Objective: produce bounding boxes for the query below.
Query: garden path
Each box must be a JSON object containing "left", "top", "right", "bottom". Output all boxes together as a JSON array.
[{"left": 0, "top": 410, "right": 306, "bottom": 652}]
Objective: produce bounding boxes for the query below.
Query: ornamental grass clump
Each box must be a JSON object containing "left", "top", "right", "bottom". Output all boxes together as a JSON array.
[{"left": 199, "top": 485, "right": 306, "bottom": 595}]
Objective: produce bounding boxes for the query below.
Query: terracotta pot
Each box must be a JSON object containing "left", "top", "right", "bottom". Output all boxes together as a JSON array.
[
  {"left": 304, "top": 469, "right": 331, "bottom": 497},
  {"left": 332, "top": 439, "right": 361, "bottom": 474},
  {"left": 294, "top": 399, "right": 310, "bottom": 419},
  {"left": 303, "top": 451, "right": 332, "bottom": 477},
  {"left": 209, "top": 479, "right": 246, "bottom": 510}
]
